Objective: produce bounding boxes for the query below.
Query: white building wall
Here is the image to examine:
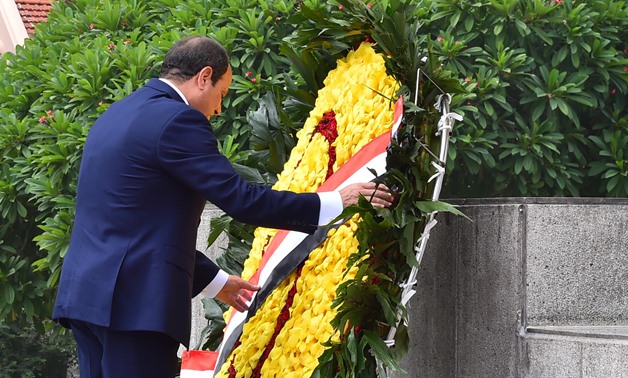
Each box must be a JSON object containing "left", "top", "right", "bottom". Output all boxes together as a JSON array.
[{"left": 0, "top": 0, "right": 28, "bottom": 54}]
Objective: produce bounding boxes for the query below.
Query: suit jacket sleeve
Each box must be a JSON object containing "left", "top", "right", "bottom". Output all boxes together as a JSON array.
[
  {"left": 192, "top": 250, "right": 219, "bottom": 297},
  {"left": 157, "top": 108, "right": 320, "bottom": 233}
]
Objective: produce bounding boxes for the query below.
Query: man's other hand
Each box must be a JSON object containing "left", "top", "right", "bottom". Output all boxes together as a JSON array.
[{"left": 216, "top": 275, "right": 260, "bottom": 312}]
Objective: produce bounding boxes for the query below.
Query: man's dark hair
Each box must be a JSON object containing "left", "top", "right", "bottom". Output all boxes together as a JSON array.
[{"left": 159, "top": 36, "right": 229, "bottom": 85}]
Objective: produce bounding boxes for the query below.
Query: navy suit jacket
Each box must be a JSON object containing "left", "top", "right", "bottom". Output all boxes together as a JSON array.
[{"left": 53, "top": 79, "right": 320, "bottom": 347}]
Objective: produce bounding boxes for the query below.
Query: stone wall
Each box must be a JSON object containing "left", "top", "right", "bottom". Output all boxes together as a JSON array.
[{"left": 391, "top": 198, "right": 628, "bottom": 378}]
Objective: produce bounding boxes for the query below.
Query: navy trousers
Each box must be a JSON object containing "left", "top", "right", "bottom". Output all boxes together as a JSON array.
[{"left": 68, "top": 319, "right": 179, "bottom": 378}]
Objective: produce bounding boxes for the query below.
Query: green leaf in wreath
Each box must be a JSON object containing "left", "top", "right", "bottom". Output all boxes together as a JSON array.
[
  {"left": 416, "top": 200, "right": 470, "bottom": 220},
  {"left": 362, "top": 329, "right": 403, "bottom": 372}
]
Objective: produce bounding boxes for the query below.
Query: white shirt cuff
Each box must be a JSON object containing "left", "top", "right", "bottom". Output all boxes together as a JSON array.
[
  {"left": 317, "top": 191, "right": 343, "bottom": 225},
  {"left": 203, "top": 269, "right": 229, "bottom": 298}
]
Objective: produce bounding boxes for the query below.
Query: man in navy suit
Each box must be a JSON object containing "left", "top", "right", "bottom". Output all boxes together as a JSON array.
[{"left": 52, "top": 36, "right": 394, "bottom": 377}]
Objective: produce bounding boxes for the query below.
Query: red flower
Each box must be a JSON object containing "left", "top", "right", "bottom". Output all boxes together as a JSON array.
[
  {"left": 121, "top": 20, "right": 127, "bottom": 28},
  {"left": 464, "top": 77, "right": 472, "bottom": 83},
  {"left": 367, "top": 3, "right": 372, "bottom": 8},
  {"left": 226, "top": 340, "right": 241, "bottom": 378},
  {"left": 555, "top": 0, "right": 563, "bottom": 4},
  {"left": 624, "top": 66, "right": 628, "bottom": 72},
  {"left": 251, "top": 77, "right": 257, "bottom": 83},
  {"left": 98, "top": 101, "right": 104, "bottom": 106},
  {"left": 313, "top": 111, "right": 339, "bottom": 179},
  {"left": 437, "top": 36, "right": 444, "bottom": 42},
  {"left": 611, "top": 88, "right": 617, "bottom": 95},
  {"left": 38, "top": 116, "right": 47, "bottom": 123},
  {"left": 108, "top": 43, "right": 115, "bottom": 51},
  {"left": 245, "top": 71, "right": 252, "bottom": 77},
  {"left": 124, "top": 40, "right": 131, "bottom": 45},
  {"left": 89, "top": 24, "right": 94, "bottom": 30},
  {"left": 338, "top": 4, "right": 344, "bottom": 10}
]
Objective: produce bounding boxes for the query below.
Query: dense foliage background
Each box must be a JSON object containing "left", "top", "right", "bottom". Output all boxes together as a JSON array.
[
  {"left": 431, "top": 0, "right": 628, "bottom": 197},
  {"left": 0, "top": 0, "right": 626, "bottom": 374}
]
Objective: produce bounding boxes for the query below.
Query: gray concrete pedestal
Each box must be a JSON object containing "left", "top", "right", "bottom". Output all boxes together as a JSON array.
[{"left": 391, "top": 198, "right": 628, "bottom": 378}]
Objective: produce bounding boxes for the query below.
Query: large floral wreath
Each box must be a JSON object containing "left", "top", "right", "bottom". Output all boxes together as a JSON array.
[{"left": 215, "top": 43, "right": 397, "bottom": 377}]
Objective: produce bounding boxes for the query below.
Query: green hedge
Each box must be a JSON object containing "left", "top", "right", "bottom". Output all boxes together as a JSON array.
[
  {"left": 427, "top": 0, "right": 628, "bottom": 197},
  {"left": 0, "top": 323, "right": 74, "bottom": 378}
]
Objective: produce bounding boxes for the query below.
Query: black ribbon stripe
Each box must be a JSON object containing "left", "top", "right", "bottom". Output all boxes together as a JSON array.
[{"left": 214, "top": 221, "right": 344, "bottom": 372}]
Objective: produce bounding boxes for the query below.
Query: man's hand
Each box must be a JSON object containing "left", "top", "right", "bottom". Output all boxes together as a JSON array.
[
  {"left": 216, "top": 275, "right": 260, "bottom": 312},
  {"left": 339, "top": 182, "right": 395, "bottom": 208}
]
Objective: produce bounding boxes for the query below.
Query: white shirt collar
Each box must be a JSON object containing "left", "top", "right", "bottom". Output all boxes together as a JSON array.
[{"left": 158, "top": 78, "right": 189, "bottom": 105}]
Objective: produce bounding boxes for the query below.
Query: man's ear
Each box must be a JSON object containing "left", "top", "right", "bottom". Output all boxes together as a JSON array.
[{"left": 197, "top": 66, "right": 214, "bottom": 88}]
